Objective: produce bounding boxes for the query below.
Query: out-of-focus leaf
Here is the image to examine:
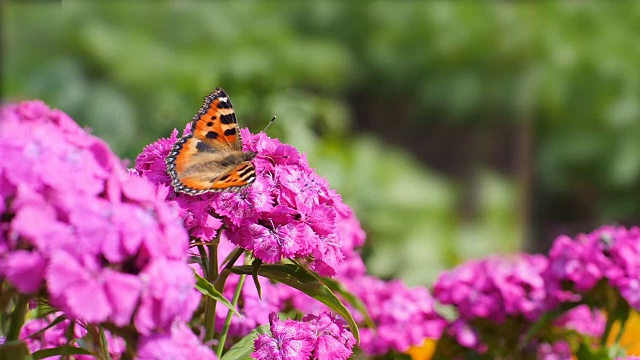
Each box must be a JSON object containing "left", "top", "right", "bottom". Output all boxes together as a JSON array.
[
  {"left": 220, "top": 325, "right": 269, "bottom": 360},
  {"left": 0, "top": 340, "right": 31, "bottom": 360}
]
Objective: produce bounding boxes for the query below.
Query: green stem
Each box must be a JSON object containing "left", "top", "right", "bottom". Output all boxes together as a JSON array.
[
  {"left": 197, "top": 244, "right": 209, "bottom": 279},
  {"left": 213, "top": 247, "right": 245, "bottom": 292},
  {"left": 99, "top": 326, "right": 112, "bottom": 360},
  {"left": 7, "top": 295, "right": 29, "bottom": 341},
  {"left": 216, "top": 273, "right": 246, "bottom": 358},
  {"left": 203, "top": 239, "right": 220, "bottom": 343}
]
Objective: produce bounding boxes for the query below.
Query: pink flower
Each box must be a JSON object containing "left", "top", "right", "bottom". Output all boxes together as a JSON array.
[
  {"left": 0, "top": 101, "right": 195, "bottom": 336},
  {"left": 554, "top": 305, "right": 605, "bottom": 337},
  {"left": 352, "top": 276, "right": 446, "bottom": 355},
  {"left": 135, "top": 126, "right": 359, "bottom": 276},
  {"left": 134, "top": 128, "right": 223, "bottom": 241},
  {"left": 434, "top": 254, "right": 548, "bottom": 323},
  {"left": 304, "top": 312, "right": 356, "bottom": 360},
  {"left": 252, "top": 313, "right": 316, "bottom": 360},
  {"left": 544, "top": 225, "right": 640, "bottom": 310},
  {"left": 137, "top": 322, "right": 216, "bottom": 360},
  {"left": 134, "top": 259, "right": 201, "bottom": 335},
  {"left": 537, "top": 341, "right": 572, "bottom": 360}
]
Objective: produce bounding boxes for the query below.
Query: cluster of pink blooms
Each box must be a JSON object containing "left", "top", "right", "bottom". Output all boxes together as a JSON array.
[
  {"left": 431, "top": 225, "right": 640, "bottom": 357},
  {"left": 0, "top": 101, "right": 214, "bottom": 359},
  {"left": 135, "top": 128, "right": 354, "bottom": 277},
  {"left": 135, "top": 120, "right": 452, "bottom": 357},
  {"left": 544, "top": 225, "right": 640, "bottom": 309},
  {"left": 252, "top": 312, "right": 356, "bottom": 360},
  {"left": 434, "top": 254, "right": 548, "bottom": 323}
]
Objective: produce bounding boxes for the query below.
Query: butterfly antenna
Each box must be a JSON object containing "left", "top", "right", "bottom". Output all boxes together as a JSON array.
[{"left": 262, "top": 116, "right": 276, "bottom": 133}]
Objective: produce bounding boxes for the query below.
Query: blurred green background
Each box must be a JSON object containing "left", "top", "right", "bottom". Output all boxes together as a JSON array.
[{"left": 4, "top": 2, "right": 640, "bottom": 285}]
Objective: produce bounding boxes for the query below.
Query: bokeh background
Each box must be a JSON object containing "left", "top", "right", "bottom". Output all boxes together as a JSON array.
[{"left": 4, "top": 2, "right": 640, "bottom": 285}]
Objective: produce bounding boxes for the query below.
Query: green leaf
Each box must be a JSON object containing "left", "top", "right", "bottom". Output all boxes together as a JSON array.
[
  {"left": 319, "top": 276, "right": 374, "bottom": 328},
  {"left": 0, "top": 340, "right": 31, "bottom": 360},
  {"left": 194, "top": 271, "right": 241, "bottom": 317},
  {"left": 230, "top": 264, "right": 360, "bottom": 343},
  {"left": 251, "top": 258, "right": 263, "bottom": 299},
  {"left": 23, "top": 315, "right": 66, "bottom": 340},
  {"left": 220, "top": 325, "right": 269, "bottom": 360},
  {"left": 31, "top": 345, "right": 92, "bottom": 359}
]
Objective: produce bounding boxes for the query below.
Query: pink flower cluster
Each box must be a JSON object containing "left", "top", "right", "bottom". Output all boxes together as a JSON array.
[
  {"left": 434, "top": 254, "right": 548, "bottom": 323},
  {"left": 135, "top": 128, "right": 353, "bottom": 276},
  {"left": 545, "top": 226, "right": 640, "bottom": 308},
  {"left": 135, "top": 122, "right": 449, "bottom": 357},
  {"left": 350, "top": 276, "right": 447, "bottom": 356},
  {"left": 252, "top": 312, "right": 355, "bottom": 360},
  {"left": 0, "top": 101, "right": 211, "bottom": 358},
  {"left": 432, "top": 225, "right": 640, "bottom": 356}
]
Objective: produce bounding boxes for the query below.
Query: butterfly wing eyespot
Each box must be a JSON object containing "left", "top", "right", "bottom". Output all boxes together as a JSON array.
[{"left": 166, "top": 88, "right": 258, "bottom": 195}]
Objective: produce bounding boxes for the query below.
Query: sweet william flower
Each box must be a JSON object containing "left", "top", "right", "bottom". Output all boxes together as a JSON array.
[
  {"left": 0, "top": 101, "right": 197, "bottom": 346},
  {"left": 252, "top": 313, "right": 316, "bottom": 360},
  {"left": 137, "top": 322, "right": 217, "bottom": 360},
  {"left": 134, "top": 127, "right": 223, "bottom": 241},
  {"left": 135, "top": 125, "right": 354, "bottom": 276},
  {"left": 544, "top": 225, "right": 640, "bottom": 310},
  {"left": 304, "top": 312, "right": 356, "bottom": 360},
  {"left": 434, "top": 254, "right": 548, "bottom": 323},
  {"left": 350, "top": 276, "right": 446, "bottom": 356}
]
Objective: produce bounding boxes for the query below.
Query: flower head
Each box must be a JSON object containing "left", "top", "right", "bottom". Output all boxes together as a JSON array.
[
  {"left": 434, "top": 254, "right": 548, "bottom": 323},
  {"left": 136, "top": 126, "right": 359, "bottom": 276},
  {"left": 544, "top": 225, "right": 640, "bottom": 310},
  {"left": 137, "top": 322, "right": 217, "bottom": 360},
  {"left": 253, "top": 313, "right": 316, "bottom": 360},
  {"left": 0, "top": 101, "right": 198, "bottom": 337}
]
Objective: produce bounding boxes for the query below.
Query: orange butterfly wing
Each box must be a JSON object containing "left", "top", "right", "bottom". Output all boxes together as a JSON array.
[
  {"left": 166, "top": 88, "right": 257, "bottom": 195},
  {"left": 191, "top": 88, "right": 241, "bottom": 151}
]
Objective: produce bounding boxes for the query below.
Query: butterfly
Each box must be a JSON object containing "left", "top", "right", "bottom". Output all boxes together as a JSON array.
[{"left": 166, "top": 88, "right": 257, "bottom": 195}]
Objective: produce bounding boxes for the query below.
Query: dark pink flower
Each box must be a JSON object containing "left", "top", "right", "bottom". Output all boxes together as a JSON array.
[
  {"left": 544, "top": 225, "right": 640, "bottom": 310},
  {"left": 136, "top": 125, "right": 359, "bottom": 276},
  {"left": 134, "top": 128, "right": 223, "bottom": 241},
  {"left": 134, "top": 259, "right": 200, "bottom": 335},
  {"left": 252, "top": 313, "right": 315, "bottom": 360},
  {"left": 0, "top": 100, "right": 196, "bottom": 337},
  {"left": 537, "top": 341, "right": 572, "bottom": 360},
  {"left": 351, "top": 276, "right": 446, "bottom": 355},
  {"left": 434, "top": 254, "right": 548, "bottom": 323},
  {"left": 554, "top": 305, "right": 605, "bottom": 337},
  {"left": 137, "top": 322, "right": 216, "bottom": 360},
  {"left": 304, "top": 312, "right": 356, "bottom": 360}
]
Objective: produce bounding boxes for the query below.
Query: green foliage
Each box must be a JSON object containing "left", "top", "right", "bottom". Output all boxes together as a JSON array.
[{"left": 4, "top": 2, "right": 640, "bottom": 283}]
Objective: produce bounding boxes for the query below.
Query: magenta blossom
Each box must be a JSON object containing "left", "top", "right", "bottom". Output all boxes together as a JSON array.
[
  {"left": 351, "top": 276, "right": 446, "bottom": 356},
  {"left": 537, "top": 341, "right": 573, "bottom": 360},
  {"left": 135, "top": 126, "right": 357, "bottom": 276},
  {"left": 137, "top": 322, "right": 217, "bottom": 360},
  {"left": 252, "top": 312, "right": 354, "bottom": 360},
  {"left": 253, "top": 313, "right": 315, "bottom": 360},
  {"left": 434, "top": 254, "right": 548, "bottom": 323},
  {"left": 0, "top": 101, "right": 199, "bottom": 345},
  {"left": 303, "top": 312, "right": 356, "bottom": 360},
  {"left": 544, "top": 225, "right": 640, "bottom": 310}
]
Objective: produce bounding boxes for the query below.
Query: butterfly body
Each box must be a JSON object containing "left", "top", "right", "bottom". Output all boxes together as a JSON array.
[{"left": 166, "top": 88, "right": 257, "bottom": 195}]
